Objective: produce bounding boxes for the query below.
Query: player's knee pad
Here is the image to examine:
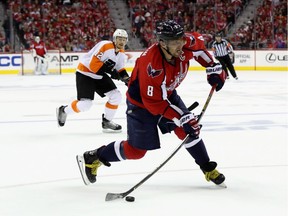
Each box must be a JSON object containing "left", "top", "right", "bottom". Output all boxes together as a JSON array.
[
  {"left": 122, "top": 141, "right": 147, "bottom": 160},
  {"left": 105, "top": 89, "right": 122, "bottom": 105},
  {"left": 72, "top": 99, "right": 92, "bottom": 112}
]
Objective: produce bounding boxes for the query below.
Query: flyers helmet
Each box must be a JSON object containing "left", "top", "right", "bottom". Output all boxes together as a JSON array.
[{"left": 113, "top": 29, "right": 128, "bottom": 42}]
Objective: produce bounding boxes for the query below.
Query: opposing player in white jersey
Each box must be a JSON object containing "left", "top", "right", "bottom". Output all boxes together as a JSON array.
[{"left": 56, "top": 29, "right": 130, "bottom": 133}]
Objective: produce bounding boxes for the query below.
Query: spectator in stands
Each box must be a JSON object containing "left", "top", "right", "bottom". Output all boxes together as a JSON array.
[
  {"left": 2, "top": 16, "right": 10, "bottom": 45},
  {"left": 0, "top": 32, "right": 5, "bottom": 48},
  {"left": 238, "top": 36, "right": 250, "bottom": 49},
  {"left": 65, "top": 42, "right": 73, "bottom": 51},
  {"left": 63, "top": 0, "right": 72, "bottom": 6},
  {"left": 274, "top": 38, "right": 286, "bottom": 48},
  {"left": 1, "top": 42, "right": 11, "bottom": 52},
  {"left": 134, "top": 9, "right": 146, "bottom": 37}
]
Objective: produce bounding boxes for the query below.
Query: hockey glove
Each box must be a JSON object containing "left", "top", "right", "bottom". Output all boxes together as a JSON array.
[
  {"left": 103, "top": 59, "right": 116, "bottom": 71},
  {"left": 108, "top": 69, "right": 121, "bottom": 80},
  {"left": 121, "top": 76, "right": 130, "bottom": 86},
  {"left": 180, "top": 113, "right": 201, "bottom": 137},
  {"left": 119, "top": 70, "right": 130, "bottom": 86},
  {"left": 97, "top": 59, "right": 116, "bottom": 76},
  {"left": 206, "top": 63, "right": 226, "bottom": 91}
]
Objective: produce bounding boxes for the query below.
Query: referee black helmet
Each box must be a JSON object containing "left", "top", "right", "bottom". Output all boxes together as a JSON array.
[{"left": 215, "top": 33, "right": 222, "bottom": 38}]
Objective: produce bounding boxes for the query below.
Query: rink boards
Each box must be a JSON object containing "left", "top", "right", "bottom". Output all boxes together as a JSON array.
[{"left": 0, "top": 50, "right": 287, "bottom": 74}]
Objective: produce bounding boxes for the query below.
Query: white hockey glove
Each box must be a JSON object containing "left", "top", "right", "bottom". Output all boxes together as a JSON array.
[
  {"left": 206, "top": 63, "right": 226, "bottom": 91},
  {"left": 180, "top": 113, "right": 201, "bottom": 137}
]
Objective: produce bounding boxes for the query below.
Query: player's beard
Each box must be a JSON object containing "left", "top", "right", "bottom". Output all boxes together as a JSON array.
[
  {"left": 173, "top": 49, "right": 182, "bottom": 58},
  {"left": 117, "top": 43, "right": 125, "bottom": 50}
]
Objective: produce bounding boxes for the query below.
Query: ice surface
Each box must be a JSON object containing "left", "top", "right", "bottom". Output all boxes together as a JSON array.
[{"left": 0, "top": 71, "right": 287, "bottom": 216}]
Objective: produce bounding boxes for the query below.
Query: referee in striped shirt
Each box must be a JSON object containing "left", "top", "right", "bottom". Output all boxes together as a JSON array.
[{"left": 212, "top": 34, "right": 238, "bottom": 80}]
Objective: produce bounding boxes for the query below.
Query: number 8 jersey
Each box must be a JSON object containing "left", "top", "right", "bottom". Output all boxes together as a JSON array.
[{"left": 127, "top": 32, "right": 215, "bottom": 121}]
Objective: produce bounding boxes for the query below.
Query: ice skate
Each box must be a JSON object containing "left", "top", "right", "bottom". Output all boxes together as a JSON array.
[
  {"left": 76, "top": 148, "right": 110, "bottom": 185},
  {"left": 201, "top": 161, "right": 226, "bottom": 188},
  {"left": 102, "top": 114, "right": 122, "bottom": 133},
  {"left": 56, "top": 105, "right": 67, "bottom": 127}
]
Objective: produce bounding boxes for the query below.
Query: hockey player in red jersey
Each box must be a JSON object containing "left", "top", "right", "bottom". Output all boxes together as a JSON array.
[
  {"left": 30, "top": 36, "right": 48, "bottom": 75},
  {"left": 76, "top": 20, "right": 227, "bottom": 186}
]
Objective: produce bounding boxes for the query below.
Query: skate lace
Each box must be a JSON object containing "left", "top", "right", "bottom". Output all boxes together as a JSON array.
[
  {"left": 205, "top": 169, "right": 220, "bottom": 181},
  {"left": 85, "top": 160, "right": 102, "bottom": 175}
]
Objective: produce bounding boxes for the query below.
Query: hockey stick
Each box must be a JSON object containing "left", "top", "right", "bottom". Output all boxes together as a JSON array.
[
  {"left": 105, "top": 85, "right": 216, "bottom": 201},
  {"left": 197, "top": 85, "right": 216, "bottom": 122},
  {"left": 188, "top": 101, "right": 199, "bottom": 112}
]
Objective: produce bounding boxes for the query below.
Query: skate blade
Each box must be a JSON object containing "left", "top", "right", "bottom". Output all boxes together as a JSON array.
[
  {"left": 76, "top": 155, "right": 91, "bottom": 186},
  {"left": 102, "top": 128, "right": 122, "bottom": 133},
  {"left": 217, "top": 182, "right": 227, "bottom": 188}
]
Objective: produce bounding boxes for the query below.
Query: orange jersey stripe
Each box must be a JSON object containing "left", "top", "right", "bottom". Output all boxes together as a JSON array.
[
  {"left": 77, "top": 63, "right": 91, "bottom": 73},
  {"left": 105, "top": 102, "right": 118, "bottom": 110}
]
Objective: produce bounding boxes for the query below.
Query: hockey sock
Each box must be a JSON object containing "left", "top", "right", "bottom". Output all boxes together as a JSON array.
[
  {"left": 185, "top": 139, "right": 210, "bottom": 166},
  {"left": 104, "top": 102, "right": 118, "bottom": 121},
  {"left": 97, "top": 141, "right": 126, "bottom": 162}
]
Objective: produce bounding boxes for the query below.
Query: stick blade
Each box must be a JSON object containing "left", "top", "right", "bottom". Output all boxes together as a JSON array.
[{"left": 105, "top": 193, "right": 124, "bottom": 201}]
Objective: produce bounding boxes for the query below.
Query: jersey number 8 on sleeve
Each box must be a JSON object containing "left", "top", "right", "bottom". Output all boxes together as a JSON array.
[{"left": 147, "top": 86, "right": 154, "bottom": 96}]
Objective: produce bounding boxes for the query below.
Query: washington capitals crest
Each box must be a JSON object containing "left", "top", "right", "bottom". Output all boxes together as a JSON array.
[{"left": 147, "top": 63, "right": 163, "bottom": 78}]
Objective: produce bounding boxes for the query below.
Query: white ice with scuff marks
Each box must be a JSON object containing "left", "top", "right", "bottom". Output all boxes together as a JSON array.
[{"left": 0, "top": 71, "right": 287, "bottom": 216}]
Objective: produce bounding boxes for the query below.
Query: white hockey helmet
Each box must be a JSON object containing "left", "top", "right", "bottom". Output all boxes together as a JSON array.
[
  {"left": 35, "top": 36, "right": 40, "bottom": 43},
  {"left": 113, "top": 29, "right": 128, "bottom": 42}
]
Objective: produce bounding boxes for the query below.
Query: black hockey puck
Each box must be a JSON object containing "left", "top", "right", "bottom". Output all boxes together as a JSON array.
[{"left": 125, "top": 196, "right": 135, "bottom": 202}]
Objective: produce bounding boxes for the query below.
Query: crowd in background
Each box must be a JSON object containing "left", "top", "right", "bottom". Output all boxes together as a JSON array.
[
  {"left": 0, "top": 0, "right": 287, "bottom": 52},
  {"left": 1, "top": 0, "right": 116, "bottom": 52},
  {"left": 128, "top": 0, "right": 246, "bottom": 48},
  {"left": 128, "top": 0, "right": 287, "bottom": 49},
  {"left": 231, "top": 0, "right": 287, "bottom": 48}
]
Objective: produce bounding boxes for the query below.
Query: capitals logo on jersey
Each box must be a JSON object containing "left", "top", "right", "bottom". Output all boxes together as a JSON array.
[{"left": 147, "top": 63, "right": 163, "bottom": 78}]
